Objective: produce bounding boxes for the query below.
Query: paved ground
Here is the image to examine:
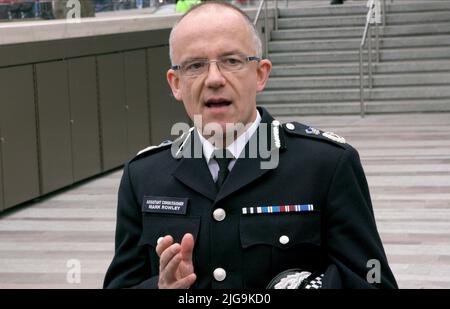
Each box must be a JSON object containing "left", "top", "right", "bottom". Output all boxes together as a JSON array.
[{"left": 0, "top": 112, "right": 449, "bottom": 289}]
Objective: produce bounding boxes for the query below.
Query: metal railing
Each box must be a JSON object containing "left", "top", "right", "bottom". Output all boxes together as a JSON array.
[
  {"left": 359, "top": 0, "right": 396, "bottom": 117},
  {"left": 359, "top": 0, "right": 382, "bottom": 118},
  {"left": 253, "top": 0, "right": 292, "bottom": 58},
  {"left": 254, "top": 0, "right": 270, "bottom": 59}
]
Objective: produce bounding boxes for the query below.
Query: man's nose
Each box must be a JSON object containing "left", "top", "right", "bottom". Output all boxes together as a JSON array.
[{"left": 204, "top": 62, "right": 226, "bottom": 88}]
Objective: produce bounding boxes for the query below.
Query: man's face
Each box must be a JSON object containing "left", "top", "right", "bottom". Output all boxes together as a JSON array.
[{"left": 167, "top": 6, "right": 272, "bottom": 136}]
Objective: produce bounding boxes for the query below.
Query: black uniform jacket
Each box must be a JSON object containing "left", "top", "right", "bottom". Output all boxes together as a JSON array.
[{"left": 103, "top": 107, "right": 398, "bottom": 289}]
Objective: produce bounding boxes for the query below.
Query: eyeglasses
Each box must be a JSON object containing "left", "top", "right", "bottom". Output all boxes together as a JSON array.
[{"left": 172, "top": 54, "right": 260, "bottom": 77}]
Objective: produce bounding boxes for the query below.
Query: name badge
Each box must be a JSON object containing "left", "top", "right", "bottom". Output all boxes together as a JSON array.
[{"left": 142, "top": 196, "right": 189, "bottom": 215}]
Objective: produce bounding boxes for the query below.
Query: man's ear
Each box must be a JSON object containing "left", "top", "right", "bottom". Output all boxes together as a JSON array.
[
  {"left": 167, "top": 69, "right": 182, "bottom": 101},
  {"left": 256, "top": 59, "right": 272, "bottom": 93}
]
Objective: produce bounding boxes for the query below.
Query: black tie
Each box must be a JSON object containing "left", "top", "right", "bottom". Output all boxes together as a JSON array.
[{"left": 213, "top": 149, "right": 233, "bottom": 190}]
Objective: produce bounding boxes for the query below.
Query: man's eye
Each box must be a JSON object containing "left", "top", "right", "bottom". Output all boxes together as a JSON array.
[
  {"left": 224, "top": 57, "right": 243, "bottom": 65},
  {"left": 185, "top": 62, "right": 205, "bottom": 71}
]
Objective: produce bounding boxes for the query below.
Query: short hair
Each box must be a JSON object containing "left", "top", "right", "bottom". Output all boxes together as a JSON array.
[{"left": 169, "top": 1, "right": 263, "bottom": 65}]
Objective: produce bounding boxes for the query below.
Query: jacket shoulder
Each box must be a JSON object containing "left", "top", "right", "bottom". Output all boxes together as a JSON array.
[
  {"left": 129, "top": 127, "right": 196, "bottom": 165},
  {"left": 130, "top": 140, "right": 173, "bottom": 164},
  {"left": 282, "top": 121, "right": 349, "bottom": 150}
]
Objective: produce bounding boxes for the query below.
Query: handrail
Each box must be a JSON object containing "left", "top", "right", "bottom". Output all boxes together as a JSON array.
[
  {"left": 253, "top": 0, "right": 265, "bottom": 25},
  {"left": 253, "top": 0, "right": 270, "bottom": 59},
  {"left": 252, "top": 0, "right": 295, "bottom": 58},
  {"left": 359, "top": 0, "right": 395, "bottom": 117},
  {"left": 358, "top": 0, "right": 382, "bottom": 118}
]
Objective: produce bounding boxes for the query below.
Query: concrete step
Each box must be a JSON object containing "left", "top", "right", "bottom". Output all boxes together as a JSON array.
[
  {"left": 272, "top": 26, "right": 364, "bottom": 41},
  {"left": 260, "top": 99, "right": 450, "bottom": 116},
  {"left": 270, "top": 60, "right": 450, "bottom": 77},
  {"left": 381, "top": 22, "right": 450, "bottom": 38},
  {"left": 271, "top": 62, "right": 362, "bottom": 77},
  {"left": 270, "top": 50, "right": 375, "bottom": 64},
  {"left": 380, "top": 46, "right": 450, "bottom": 62},
  {"left": 269, "top": 35, "right": 450, "bottom": 52},
  {"left": 269, "top": 46, "right": 450, "bottom": 64},
  {"left": 278, "top": 12, "right": 450, "bottom": 29},
  {"left": 278, "top": 1, "right": 450, "bottom": 18},
  {"left": 366, "top": 99, "right": 450, "bottom": 113},
  {"left": 265, "top": 73, "right": 450, "bottom": 90},
  {"left": 261, "top": 102, "right": 362, "bottom": 116},
  {"left": 278, "top": 15, "right": 365, "bottom": 29},
  {"left": 388, "top": 11, "right": 450, "bottom": 26},
  {"left": 258, "top": 86, "right": 450, "bottom": 103},
  {"left": 387, "top": 1, "right": 450, "bottom": 14},
  {"left": 379, "top": 34, "right": 450, "bottom": 49},
  {"left": 271, "top": 23, "right": 450, "bottom": 41},
  {"left": 278, "top": 4, "right": 367, "bottom": 18}
]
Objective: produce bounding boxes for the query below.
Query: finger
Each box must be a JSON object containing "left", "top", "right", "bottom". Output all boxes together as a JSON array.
[
  {"left": 162, "top": 253, "right": 182, "bottom": 283},
  {"left": 159, "top": 243, "right": 181, "bottom": 271},
  {"left": 159, "top": 272, "right": 196, "bottom": 289},
  {"left": 172, "top": 273, "right": 197, "bottom": 289},
  {"left": 180, "top": 233, "right": 195, "bottom": 263},
  {"left": 156, "top": 235, "right": 174, "bottom": 257}
]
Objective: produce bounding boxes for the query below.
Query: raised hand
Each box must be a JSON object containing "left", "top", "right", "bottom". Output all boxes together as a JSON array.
[{"left": 156, "top": 233, "right": 197, "bottom": 289}]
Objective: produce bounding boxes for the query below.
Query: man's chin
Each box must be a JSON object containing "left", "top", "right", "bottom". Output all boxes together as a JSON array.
[
  {"left": 199, "top": 119, "right": 249, "bottom": 145},
  {"left": 201, "top": 120, "right": 230, "bottom": 136}
]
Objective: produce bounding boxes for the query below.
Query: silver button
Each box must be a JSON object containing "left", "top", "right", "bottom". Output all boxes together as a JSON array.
[
  {"left": 279, "top": 235, "right": 290, "bottom": 245},
  {"left": 286, "top": 123, "right": 295, "bottom": 130},
  {"left": 213, "top": 268, "right": 227, "bottom": 281},
  {"left": 157, "top": 237, "right": 164, "bottom": 245},
  {"left": 213, "top": 208, "right": 226, "bottom": 221}
]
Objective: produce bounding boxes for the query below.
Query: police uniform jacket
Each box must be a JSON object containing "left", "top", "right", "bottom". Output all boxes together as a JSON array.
[{"left": 103, "top": 107, "right": 398, "bottom": 289}]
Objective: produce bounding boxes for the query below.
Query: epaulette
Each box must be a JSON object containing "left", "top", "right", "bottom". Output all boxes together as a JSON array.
[
  {"left": 130, "top": 140, "right": 173, "bottom": 163},
  {"left": 282, "top": 121, "right": 347, "bottom": 149},
  {"left": 130, "top": 127, "right": 195, "bottom": 163}
]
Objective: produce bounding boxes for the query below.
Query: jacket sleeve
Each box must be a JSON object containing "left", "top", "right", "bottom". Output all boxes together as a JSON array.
[
  {"left": 324, "top": 146, "right": 398, "bottom": 289},
  {"left": 103, "top": 162, "right": 159, "bottom": 289}
]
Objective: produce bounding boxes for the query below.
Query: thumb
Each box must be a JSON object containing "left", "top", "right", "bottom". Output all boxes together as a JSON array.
[{"left": 180, "top": 233, "right": 195, "bottom": 262}]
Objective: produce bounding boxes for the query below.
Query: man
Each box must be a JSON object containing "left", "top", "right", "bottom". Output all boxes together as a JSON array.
[{"left": 104, "top": 1, "right": 397, "bottom": 289}]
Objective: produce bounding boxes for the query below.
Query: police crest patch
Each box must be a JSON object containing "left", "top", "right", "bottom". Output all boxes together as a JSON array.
[{"left": 266, "top": 268, "right": 324, "bottom": 289}]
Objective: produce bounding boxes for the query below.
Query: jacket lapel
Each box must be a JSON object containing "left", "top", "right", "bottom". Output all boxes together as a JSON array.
[
  {"left": 172, "top": 130, "right": 217, "bottom": 201},
  {"left": 171, "top": 107, "right": 285, "bottom": 203},
  {"left": 215, "top": 107, "right": 281, "bottom": 203}
]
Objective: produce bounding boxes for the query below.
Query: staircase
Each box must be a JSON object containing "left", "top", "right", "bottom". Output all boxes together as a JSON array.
[{"left": 258, "top": 0, "right": 450, "bottom": 116}]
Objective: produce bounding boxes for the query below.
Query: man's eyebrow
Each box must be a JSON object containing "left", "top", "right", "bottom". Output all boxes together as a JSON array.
[
  {"left": 180, "top": 57, "right": 208, "bottom": 64},
  {"left": 220, "top": 50, "right": 246, "bottom": 57},
  {"left": 179, "top": 51, "right": 247, "bottom": 63}
]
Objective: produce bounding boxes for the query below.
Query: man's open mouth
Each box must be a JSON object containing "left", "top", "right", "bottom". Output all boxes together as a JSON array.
[{"left": 205, "top": 99, "right": 232, "bottom": 108}]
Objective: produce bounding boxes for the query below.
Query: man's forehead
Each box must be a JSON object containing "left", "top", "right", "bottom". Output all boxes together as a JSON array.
[
  {"left": 170, "top": 4, "right": 254, "bottom": 62},
  {"left": 174, "top": 5, "right": 249, "bottom": 37}
]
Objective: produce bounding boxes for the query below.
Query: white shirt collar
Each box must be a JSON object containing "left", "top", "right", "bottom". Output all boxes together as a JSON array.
[{"left": 197, "top": 110, "right": 262, "bottom": 163}]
